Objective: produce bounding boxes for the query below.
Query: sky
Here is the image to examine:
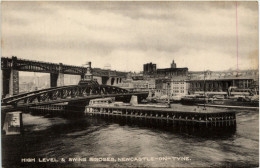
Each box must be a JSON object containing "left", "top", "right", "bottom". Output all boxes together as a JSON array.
[{"left": 1, "top": 1, "right": 259, "bottom": 72}]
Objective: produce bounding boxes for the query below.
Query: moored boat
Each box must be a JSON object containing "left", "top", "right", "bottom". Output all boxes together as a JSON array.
[
  {"left": 180, "top": 95, "right": 207, "bottom": 105},
  {"left": 208, "top": 97, "right": 259, "bottom": 107}
]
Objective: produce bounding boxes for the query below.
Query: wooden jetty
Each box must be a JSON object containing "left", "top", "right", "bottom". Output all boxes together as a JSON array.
[{"left": 85, "top": 105, "right": 236, "bottom": 127}]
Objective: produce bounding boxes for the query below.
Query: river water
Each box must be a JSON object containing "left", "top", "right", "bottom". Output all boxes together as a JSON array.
[{"left": 2, "top": 106, "right": 259, "bottom": 168}]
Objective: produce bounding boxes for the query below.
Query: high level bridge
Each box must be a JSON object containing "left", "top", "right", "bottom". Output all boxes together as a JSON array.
[{"left": 1, "top": 56, "right": 128, "bottom": 97}]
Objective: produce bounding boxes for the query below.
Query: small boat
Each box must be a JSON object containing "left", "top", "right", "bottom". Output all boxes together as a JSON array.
[
  {"left": 88, "top": 96, "right": 170, "bottom": 108},
  {"left": 180, "top": 95, "right": 207, "bottom": 105},
  {"left": 208, "top": 97, "right": 259, "bottom": 107},
  {"left": 171, "top": 95, "right": 183, "bottom": 103}
]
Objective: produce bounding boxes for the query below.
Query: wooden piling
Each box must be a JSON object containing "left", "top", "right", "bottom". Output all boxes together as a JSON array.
[{"left": 85, "top": 105, "right": 236, "bottom": 128}]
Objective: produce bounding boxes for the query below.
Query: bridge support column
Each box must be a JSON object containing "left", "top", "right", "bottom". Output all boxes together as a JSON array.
[
  {"left": 2, "top": 56, "right": 19, "bottom": 97},
  {"left": 50, "top": 63, "right": 64, "bottom": 87},
  {"left": 2, "top": 69, "right": 19, "bottom": 97},
  {"left": 106, "top": 77, "right": 115, "bottom": 86},
  {"left": 57, "top": 63, "right": 64, "bottom": 87},
  {"left": 2, "top": 70, "right": 10, "bottom": 98},
  {"left": 9, "top": 69, "right": 19, "bottom": 96},
  {"left": 80, "top": 74, "right": 85, "bottom": 80},
  {"left": 50, "top": 73, "right": 58, "bottom": 87},
  {"left": 101, "top": 76, "right": 109, "bottom": 85},
  {"left": 50, "top": 72, "right": 64, "bottom": 87}
]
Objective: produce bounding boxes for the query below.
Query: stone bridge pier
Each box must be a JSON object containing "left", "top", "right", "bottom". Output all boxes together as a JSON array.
[
  {"left": 1, "top": 57, "right": 19, "bottom": 97},
  {"left": 50, "top": 63, "right": 64, "bottom": 87},
  {"left": 106, "top": 77, "right": 122, "bottom": 86}
]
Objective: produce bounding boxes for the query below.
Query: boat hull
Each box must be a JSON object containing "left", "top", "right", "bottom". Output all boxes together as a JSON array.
[{"left": 209, "top": 99, "right": 259, "bottom": 107}]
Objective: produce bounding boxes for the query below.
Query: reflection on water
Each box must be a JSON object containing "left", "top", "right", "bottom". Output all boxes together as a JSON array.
[{"left": 2, "top": 107, "right": 259, "bottom": 168}]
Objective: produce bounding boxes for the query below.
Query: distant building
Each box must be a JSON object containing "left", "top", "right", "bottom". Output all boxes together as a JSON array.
[
  {"left": 188, "top": 69, "right": 259, "bottom": 82},
  {"left": 143, "top": 62, "right": 157, "bottom": 75},
  {"left": 19, "top": 82, "right": 34, "bottom": 93},
  {"left": 155, "top": 78, "right": 189, "bottom": 98},
  {"left": 132, "top": 76, "right": 144, "bottom": 81},
  {"left": 143, "top": 61, "right": 258, "bottom": 97},
  {"left": 154, "top": 79, "right": 171, "bottom": 98},
  {"left": 157, "top": 59, "right": 188, "bottom": 78},
  {"left": 156, "top": 68, "right": 188, "bottom": 78},
  {"left": 188, "top": 77, "right": 255, "bottom": 94},
  {"left": 115, "top": 79, "right": 155, "bottom": 93},
  {"left": 127, "top": 72, "right": 144, "bottom": 80},
  {"left": 114, "top": 82, "right": 134, "bottom": 91},
  {"left": 170, "top": 79, "right": 189, "bottom": 97},
  {"left": 143, "top": 60, "right": 188, "bottom": 78},
  {"left": 187, "top": 69, "right": 259, "bottom": 94},
  {"left": 171, "top": 60, "right": 177, "bottom": 68}
]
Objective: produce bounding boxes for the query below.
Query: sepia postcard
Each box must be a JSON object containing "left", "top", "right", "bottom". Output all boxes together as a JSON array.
[{"left": 1, "top": 1, "right": 259, "bottom": 168}]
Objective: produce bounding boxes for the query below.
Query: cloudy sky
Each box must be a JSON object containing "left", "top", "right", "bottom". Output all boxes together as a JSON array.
[{"left": 2, "top": 1, "right": 259, "bottom": 72}]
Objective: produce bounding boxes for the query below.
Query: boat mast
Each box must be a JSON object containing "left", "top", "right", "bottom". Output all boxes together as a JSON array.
[
  {"left": 236, "top": 1, "right": 239, "bottom": 77},
  {"left": 167, "top": 82, "right": 170, "bottom": 107},
  {"left": 203, "top": 70, "right": 206, "bottom": 109}
]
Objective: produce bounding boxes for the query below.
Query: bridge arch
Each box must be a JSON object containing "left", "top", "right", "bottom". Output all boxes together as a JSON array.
[
  {"left": 102, "top": 76, "right": 109, "bottom": 85},
  {"left": 111, "top": 78, "right": 115, "bottom": 85},
  {"left": 19, "top": 64, "right": 56, "bottom": 72},
  {"left": 2, "top": 83, "right": 136, "bottom": 107}
]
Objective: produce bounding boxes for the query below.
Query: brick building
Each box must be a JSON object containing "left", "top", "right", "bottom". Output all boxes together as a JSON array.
[
  {"left": 143, "top": 60, "right": 188, "bottom": 78},
  {"left": 154, "top": 78, "right": 189, "bottom": 98},
  {"left": 188, "top": 77, "right": 254, "bottom": 94},
  {"left": 143, "top": 62, "right": 157, "bottom": 75},
  {"left": 156, "top": 68, "right": 188, "bottom": 78}
]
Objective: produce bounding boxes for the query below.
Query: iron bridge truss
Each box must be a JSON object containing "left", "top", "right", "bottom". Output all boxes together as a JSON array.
[
  {"left": 1, "top": 56, "right": 127, "bottom": 77},
  {"left": 2, "top": 84, "right": 145, "bottom": 108}
]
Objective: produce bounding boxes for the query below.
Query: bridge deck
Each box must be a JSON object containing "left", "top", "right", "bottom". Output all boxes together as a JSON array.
[
  {"left": 1, "top": 92, "right": 149, "bottom": 113},
  {"left": 1, "top": 56, "right": 127, "bottom": 77}
]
